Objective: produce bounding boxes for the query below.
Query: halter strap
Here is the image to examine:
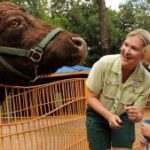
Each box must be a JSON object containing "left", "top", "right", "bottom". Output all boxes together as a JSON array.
[
  {"left": 37, "top": 28, "right": 64, "bottom": 52},
  {"left": 0, "top": 27, "right": 64, "bottom": 81},
  {"left": 0, "top": 56, "right": 31, "bottom": 79},
  {"left": 0, "top": 28, "right": 64, "bottom": 63}
]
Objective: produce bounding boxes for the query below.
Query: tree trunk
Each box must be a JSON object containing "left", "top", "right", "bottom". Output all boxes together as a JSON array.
[{"left": 97, "top": 0, "right": 110, "bottom": 55}]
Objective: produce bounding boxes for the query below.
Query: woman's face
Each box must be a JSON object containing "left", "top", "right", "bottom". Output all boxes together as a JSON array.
[{"left": 120, "top": 35, "right": 144, "bottom": 70}]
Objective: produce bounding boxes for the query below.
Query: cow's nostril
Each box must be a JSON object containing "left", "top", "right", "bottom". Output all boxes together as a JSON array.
[
  {"left": 75, "top": 40, "right": 81, "bottom": 46},
  {"left": 72, "top": 38, "right": 82, "bottom": 46},
  {"left": 72, "top": 37, "right": 86, "bottom": 47},
  {"left": 71, "top": 36, "right": 87, "bottom": 56}
]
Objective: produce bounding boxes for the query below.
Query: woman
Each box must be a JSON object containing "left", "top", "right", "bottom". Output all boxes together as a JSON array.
[{"left": 86, "top": 28, "right": 150, "bottom": 150}]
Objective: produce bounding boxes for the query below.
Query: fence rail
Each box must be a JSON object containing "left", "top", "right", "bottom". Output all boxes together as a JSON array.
[{"left": 0, "top": 78, "right": 89, "bottom": 150}]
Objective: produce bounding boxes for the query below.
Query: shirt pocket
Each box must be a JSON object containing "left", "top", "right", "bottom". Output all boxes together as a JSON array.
[
  {"left": 100, "top": 79, "right": 118, "bottom": 110},
  {"left": 122, "top": 85, "right": 144, "bottom": 105},
  {"left": 102, "top": 78, "right": 119, "bottom": 98},
  {"left": 100, "top": 77, "right": 119, "bottom": 110},
  {"left": 100, "top": 92, "right": 115, "bottom": 110}
]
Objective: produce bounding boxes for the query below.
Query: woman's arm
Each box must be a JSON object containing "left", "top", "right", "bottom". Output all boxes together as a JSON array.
[{"left": 87, "top": 88, "right": 123, "bottom": 129}]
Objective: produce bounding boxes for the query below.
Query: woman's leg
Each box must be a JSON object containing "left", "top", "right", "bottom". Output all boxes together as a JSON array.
[
  {"left": 86, "top": 116, "right": 111, "bottom": 150},
  {"left": 111, "top": 114, "right": 135, "bottom": 149}
]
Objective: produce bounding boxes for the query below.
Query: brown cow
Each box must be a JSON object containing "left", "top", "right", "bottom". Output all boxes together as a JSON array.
[{"left": 0, "top": 1, "right": 87, "bottom": 84}]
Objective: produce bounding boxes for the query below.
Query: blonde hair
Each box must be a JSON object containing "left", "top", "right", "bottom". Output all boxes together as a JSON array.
[
  {"left": 143, "top": 45, "right": 150, "bottom": 63},
  {"left": 126, "top": 28, "right": 150, "bottom": 47},
  {"left": 126, "top": 29, "right": 150, "bottom": 63}
]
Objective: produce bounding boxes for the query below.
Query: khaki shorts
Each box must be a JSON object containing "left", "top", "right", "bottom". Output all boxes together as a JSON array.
[{"left": 86, "top": 109, "right": 135, "bottom": 150}]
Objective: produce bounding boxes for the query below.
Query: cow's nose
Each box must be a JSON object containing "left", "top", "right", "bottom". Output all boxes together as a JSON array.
[{"left": 71, "top": 36, "right": 87, "bottom": 54}]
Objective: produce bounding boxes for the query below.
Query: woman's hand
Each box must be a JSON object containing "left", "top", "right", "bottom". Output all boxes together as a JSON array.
[
  {"left": 87, "top": 88, "right": 123, "bottom": 129},
  {"left": 124, "top": 105, "right": 143, "bottom": 123},
  {"left": 107, "top": 113, "right": 123, "bottom": 129}
]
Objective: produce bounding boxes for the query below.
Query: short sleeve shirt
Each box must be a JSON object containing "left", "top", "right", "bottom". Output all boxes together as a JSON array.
[{"left": 86, "top": 54, "right": 150, "bottom": 116}]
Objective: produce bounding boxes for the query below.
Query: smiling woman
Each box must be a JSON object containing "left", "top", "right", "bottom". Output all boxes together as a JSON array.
[{"left": 85, "top": 28, "right": 150, "bottom": 150}]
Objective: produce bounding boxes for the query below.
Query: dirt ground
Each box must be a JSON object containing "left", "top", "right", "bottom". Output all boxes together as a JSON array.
[{"left": 133, "top": 108, "right": 150, "bottom": 150}]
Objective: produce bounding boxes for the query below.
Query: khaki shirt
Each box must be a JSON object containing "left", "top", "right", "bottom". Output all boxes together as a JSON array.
[{"left": 86, "top": 54, "right": 150, "bottom": 116}]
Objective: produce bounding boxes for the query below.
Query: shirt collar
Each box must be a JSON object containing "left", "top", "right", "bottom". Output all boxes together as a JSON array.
[
  {"left": 130, "top": 63, "right": 144, "bottom": 82},
  {"left": 111, "top": 54, "right": 121, "bottom": 74},
  {"left": 111, "top": 54, "right": 144, "bottom": 85}
]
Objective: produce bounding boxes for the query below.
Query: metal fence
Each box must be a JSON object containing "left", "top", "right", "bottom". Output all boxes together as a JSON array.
[{"left": 0, "top": 78, "right": 89, "bottom": 150}]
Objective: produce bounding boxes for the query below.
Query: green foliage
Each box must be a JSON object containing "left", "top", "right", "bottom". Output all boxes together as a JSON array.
[
  {"left": 5, "top": 0, "right": 150, "bottom": 66},
  {"left": 11, "top": 0, "right": 48, "bottom": 19},
  {"left": 46, "top": 16, "right": 70, "bottom": 29},
  {"left": 118, "top": 0, "right": 150, "bottom": 32},
  {"left": 106, "top": 9, "right": 124, "bottom": 53},
  {"left": 106, "top": 0, "right": 150, "bottom": 55},
  {"left": 65, "top": 1, "right": 102, "bottom": 66}
]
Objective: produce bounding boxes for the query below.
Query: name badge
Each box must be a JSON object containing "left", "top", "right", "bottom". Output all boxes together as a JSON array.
[{"left": 133, "top": 80, "right": 141, "bottom": 88}]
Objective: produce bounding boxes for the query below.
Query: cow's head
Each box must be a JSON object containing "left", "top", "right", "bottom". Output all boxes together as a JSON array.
[{"left": 0, "top": 2, "right": 87, "bottom": 84}]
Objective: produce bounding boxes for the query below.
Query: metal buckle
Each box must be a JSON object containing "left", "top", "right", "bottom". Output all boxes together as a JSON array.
[{"left": 30, "top": 48, "right": 42, "bottom": 63}]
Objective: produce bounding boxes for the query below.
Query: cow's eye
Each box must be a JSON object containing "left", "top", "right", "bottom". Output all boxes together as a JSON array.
[{"left": 10, "top": 20, "right": 19, "bottom": 28}]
